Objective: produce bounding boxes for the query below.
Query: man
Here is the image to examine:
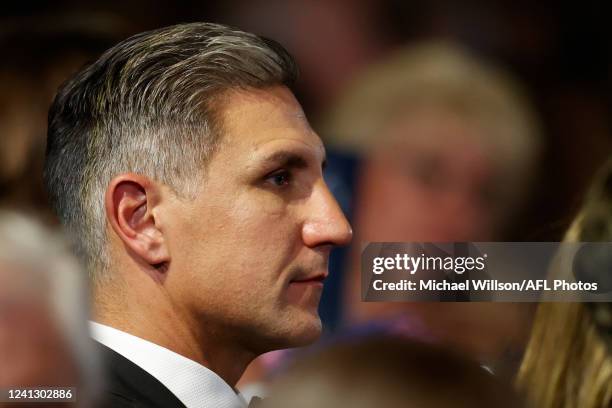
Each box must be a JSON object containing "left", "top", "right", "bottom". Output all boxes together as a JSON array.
[{"left": 44, "top": 22, "right": 352, "bottom": 408}]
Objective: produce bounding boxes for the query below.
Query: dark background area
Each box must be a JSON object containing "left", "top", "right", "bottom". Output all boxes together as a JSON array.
[{"left": 1, "top": 0, "right": 611, "bottom": 240}]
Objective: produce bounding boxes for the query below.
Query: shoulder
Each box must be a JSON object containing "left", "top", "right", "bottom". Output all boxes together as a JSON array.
[{"left": 94, "top": 341, "right": 186, "bottom": 408}]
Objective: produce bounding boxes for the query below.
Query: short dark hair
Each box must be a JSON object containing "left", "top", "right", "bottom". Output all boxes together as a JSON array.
[{"left": 44, "top": 22, "right": 297, "bottom": 283}]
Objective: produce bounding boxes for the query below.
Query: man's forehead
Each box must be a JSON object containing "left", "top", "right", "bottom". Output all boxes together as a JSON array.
[
  {"left": 215, "top": 86, "right": 324, "bottom": 159},
  {"left": 218, "top": 86, "right": 307, "bottom": 125}
]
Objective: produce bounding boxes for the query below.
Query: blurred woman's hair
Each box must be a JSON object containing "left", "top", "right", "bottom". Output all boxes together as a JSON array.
[
  {"left": 262, "top": 337, "right": 523, "bottom": 408},
  {"left": 517, "top": 158, "right": 612, "bottom": 408}
]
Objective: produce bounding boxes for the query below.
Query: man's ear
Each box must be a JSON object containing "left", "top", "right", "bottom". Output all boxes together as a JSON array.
[{"left": 105, "top": 174, "right": 170, "bottom": 268}]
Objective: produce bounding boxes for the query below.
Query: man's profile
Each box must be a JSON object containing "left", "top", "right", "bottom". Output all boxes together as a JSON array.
[{"left": 44, "top": 22, "right": 352, "bottom": 408}]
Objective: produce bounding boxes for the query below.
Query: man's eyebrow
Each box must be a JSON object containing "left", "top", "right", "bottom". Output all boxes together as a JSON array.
[{"left": 261, "top": 150, "right": 327, "bottom": 170}]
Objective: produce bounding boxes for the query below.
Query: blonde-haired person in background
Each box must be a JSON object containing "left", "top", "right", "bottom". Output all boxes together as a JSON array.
[
  {"left": 0, "top": 210, "right": 101, "bottom": 407},
  {"left": 517, "top": 157, "right": 612, "bottom": 408},
  {"left": 318, "top": 41, "right": 543, "bottom": 375},
  {"left": 321, "top": 41, "right": 541, "bottom": 226}
]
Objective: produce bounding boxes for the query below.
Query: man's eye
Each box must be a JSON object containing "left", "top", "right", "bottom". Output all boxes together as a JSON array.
[{"left": 265, "top": 170, "right": 292, "bottom": 187}]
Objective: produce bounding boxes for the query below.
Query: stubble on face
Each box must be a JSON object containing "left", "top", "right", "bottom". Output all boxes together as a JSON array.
[{"left": 162, "top": 86, "right": 333, "bottom": 354}]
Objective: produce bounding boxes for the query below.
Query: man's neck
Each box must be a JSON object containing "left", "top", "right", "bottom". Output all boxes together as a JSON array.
[{"left": 93, "top": 292, "right": 255, "bottom": 386}]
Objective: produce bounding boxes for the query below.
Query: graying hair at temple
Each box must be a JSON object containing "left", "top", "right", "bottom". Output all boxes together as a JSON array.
[{"left": 44, "top": 22, "right": 298, "bottom": 284}]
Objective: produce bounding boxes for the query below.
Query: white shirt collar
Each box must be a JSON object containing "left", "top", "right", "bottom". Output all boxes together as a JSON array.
[{"left": 90, "top": 321, "right": 247, "bottom": 408}]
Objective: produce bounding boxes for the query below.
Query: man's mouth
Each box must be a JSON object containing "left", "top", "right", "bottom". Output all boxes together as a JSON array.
[
  {"left": 286, "top": 269, "right": 328, "bottom": 305},
  {"left": 290, "top": 273, "right": 327, "bottom": 285}
]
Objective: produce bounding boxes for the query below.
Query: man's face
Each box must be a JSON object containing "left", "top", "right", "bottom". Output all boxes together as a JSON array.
[{"left": 163, "top": 86, "right": 351, "bottom": 352}]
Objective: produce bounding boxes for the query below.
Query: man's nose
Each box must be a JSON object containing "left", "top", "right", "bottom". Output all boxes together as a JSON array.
[{"left": 302, "top": 181, "right": 353, "bottom": 248}]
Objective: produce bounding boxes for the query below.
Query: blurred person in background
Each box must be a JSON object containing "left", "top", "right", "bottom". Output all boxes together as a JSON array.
[
  {"left": 319, "top": 42, "right": 543, "bottom": 374},
  {"left": 517, "top": 157, "right": 612, "bottom": 408},
  {"left": 0, "top": 210, "right": 100, "bottom": 407},
  {"left": 0, "top": 15, "right": 131, "bottom": 215},
  {"left": 261, "top": 336, "right": 524, "bottom": 408}
]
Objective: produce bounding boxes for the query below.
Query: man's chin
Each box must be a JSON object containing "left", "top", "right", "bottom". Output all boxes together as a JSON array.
[
  {"left": 258, "top": 311, "right": 323, "bottom": 352},
  {"left": 287, "top": 315, "right": 323, "bottom": 347}
]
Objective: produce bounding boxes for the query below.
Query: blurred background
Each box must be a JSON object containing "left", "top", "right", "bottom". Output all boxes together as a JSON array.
[
  {"left": 2, "top": 0, "right": 611, "bottom": 236},
  {"left": 1, "top": 0, "right": 611, "bottom": 400}
]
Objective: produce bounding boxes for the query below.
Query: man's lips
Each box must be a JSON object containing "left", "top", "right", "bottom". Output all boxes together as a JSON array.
[
  {"left": 290, "top": 273, "right": 327, "bottom": 284},
  {"left": 286, "top": 271, "right": 327, "bottom": 306}
]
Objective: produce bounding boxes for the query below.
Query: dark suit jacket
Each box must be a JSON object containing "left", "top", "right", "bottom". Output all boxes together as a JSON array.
[{"left": 94, "top": 341, "right": 186, "bottom": 408}]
